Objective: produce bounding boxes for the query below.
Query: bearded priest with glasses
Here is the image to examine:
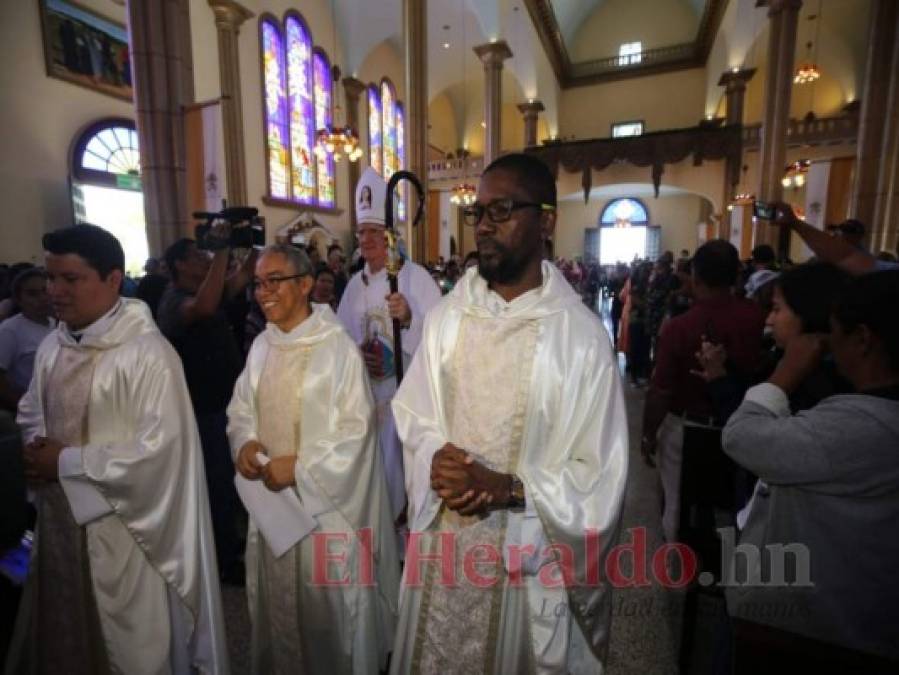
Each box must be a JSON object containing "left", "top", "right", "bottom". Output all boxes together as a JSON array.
[
  {"left": 389, "top": 153, "right": 629, "bottom": 674},
  {"left": 227, "top": 244, "right": 399, "bottom": 674}
]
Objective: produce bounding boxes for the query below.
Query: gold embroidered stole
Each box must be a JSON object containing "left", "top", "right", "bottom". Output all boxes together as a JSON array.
[
  {"left": 255, "top": 342, "right": 311, "bottom": 674},
  {"left": 413, "top": 316, "right": 538, "bottom": 674},
  {"left": 31, "top": 345, "right": 109, "bottom": 675}
]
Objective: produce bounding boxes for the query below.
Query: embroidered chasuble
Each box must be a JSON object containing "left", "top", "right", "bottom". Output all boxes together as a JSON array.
[
  {"left": 9, "top": 298, "right": 230, "bottom": 675},
  {"left": 27, "top": 347, "right": 109, "bottom": 675},
  {"left": 391, "top": 263, "right": 629, "bottom": 675},
  {"left": 413, "top": 317, "right": 538, "bottom": 674},
  {"left": 229, "top": 305, "right": 400, "bottom": 675}
]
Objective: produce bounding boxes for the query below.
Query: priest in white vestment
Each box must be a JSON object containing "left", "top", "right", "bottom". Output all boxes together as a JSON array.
[
  {"left": 9, "top": 224, "right": 228, "bottom": 675},
  {"left": 390, "top": 155, "right": 628, "bottom": 674},
  {"left": 337, "top": 167, "right": 442, "bottom": 521},
  {"left": 227, "top": 245, "right": 399, "bottom": 675}
]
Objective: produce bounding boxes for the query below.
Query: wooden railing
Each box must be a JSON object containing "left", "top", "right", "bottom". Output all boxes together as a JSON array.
[
  {"left": 742, "top": 115, "right": 858, "bottom": 150},
  {"left": 569, "top": 43, "right": 696, "bottom": 79},
  {"left": 427, "top": 156, "right": 485, "bottom": 181}
]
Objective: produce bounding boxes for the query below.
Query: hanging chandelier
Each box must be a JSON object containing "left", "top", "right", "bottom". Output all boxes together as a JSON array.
[
  {"left": 793, "top": 56, "right": 820, "bottom": 85},
  {"left": 314, "top": 122, "right": 362, "bottom": 162},
  {"left": 781, "top": 159, "right": 810, "bottom": 188},
  {"left": 315, "top": 0, "right": 362, "bottom": 162},
  {"left": 450, "top": 183, "right": 477, "bottom": 205},
  {"left": 794, "top": 7, "right": 822, "bottom": 85}
]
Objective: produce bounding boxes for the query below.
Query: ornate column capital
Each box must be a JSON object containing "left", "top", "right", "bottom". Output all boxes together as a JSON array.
[
  {"left": 717, "top": 67, "right": 756, "bottom": 94},
  {"left": 517, "top": 99, "right": 545, "bottom": 117},
  {"left": 473, "top": 40, "right": 513, "bottom": 68},
  {"left": 207, "top": 0, "right": 254, "bottom": 31},
  {"left": 342, "top": 77, "right": 366, "bottom": 104},
  {"left": 758, "top": 0, "right": 803, "bottom": 16}
]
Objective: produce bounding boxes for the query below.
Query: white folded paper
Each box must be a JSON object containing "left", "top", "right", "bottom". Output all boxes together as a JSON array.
[
  {"left": 235, "top": 453, "right": 318, "bottom": 557},
  {"left": 58, "top": 446, "right": 114, "bottom": 526}
]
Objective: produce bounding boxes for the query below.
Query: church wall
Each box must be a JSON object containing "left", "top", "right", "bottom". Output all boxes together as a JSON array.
[
  {"left": 428, "top": 93, "right": 458, "bottom": 154},
  {"left": 557, "top": 68, "right": 707, "bottom": 141},
  {"left": 0, "top": 0, "right": 132, "bottom": 264},
  {"left": 568, "top": 0, "right": 699, "bottom": 63}
]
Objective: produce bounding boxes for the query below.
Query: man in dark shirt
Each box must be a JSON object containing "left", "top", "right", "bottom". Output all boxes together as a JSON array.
[
  {"left": 157, "top": 232, "right": 255, "bottom": 583},
  {"left": 641, "top": 240, "right": 764, "bottom": 549}
]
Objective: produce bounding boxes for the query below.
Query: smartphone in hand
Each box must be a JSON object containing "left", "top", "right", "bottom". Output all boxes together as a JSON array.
[{"left": 753, "top": 200, "right": 775, "bottom": 220}]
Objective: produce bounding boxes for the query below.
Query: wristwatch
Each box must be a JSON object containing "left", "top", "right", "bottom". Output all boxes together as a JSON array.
[{"left": 508, "top": 474, "right": 526, "bottom": 509}]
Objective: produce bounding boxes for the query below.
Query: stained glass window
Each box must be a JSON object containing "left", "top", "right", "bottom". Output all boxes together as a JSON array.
[
  {"left": 313, "top": 50, "right": 335, "bottom": 208},
  {"left": 285, "top": 15, "right": 315, "bottom": 204},
  {"left": 262, "top": 19, "right": 290, "bottom": 199},
  {"left": 262, "top": 14, "right": 336, "bottom": 208},
  {"left": 381, "top": 80, "right": 398, "bottom": 181},
  {"left": 600, "top": 198, "right": 649, "bottom": 226},
  {"left": 396, "top": 103, "right": 406, "bottom": 221},
  {"left": 368, "top": 85, "right": 382, "bottom": 175}
]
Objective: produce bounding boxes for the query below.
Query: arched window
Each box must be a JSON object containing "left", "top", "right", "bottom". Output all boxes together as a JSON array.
[
  {"left": 71, "top": 119, "right": 147, "bottom": 276},
  {"left": 285, "top": 14, "right": 315, "bottom": 204},
  {"left": 600, "top": 198, "right": 649, "bottom": 226},
  {"left": 260, "top": 13, "right": 334, "bottom": 208},
  {"left": 261, "top": 17, "right": 289, "bottom": 199},
  {"left": 367, "top": 85, "right": 382, "bottom": 174},
  {"left": 381, "top": 79, "right": 398, "bottom": 180},
  {"left": 396, "top": 103, "right": 406, "bottom": 220},
  {"left": 367, "top": 78, "right": 406, "bottom": 219},
  {"left": 312, "top": 49, "right": 335, "bottom": 208}
]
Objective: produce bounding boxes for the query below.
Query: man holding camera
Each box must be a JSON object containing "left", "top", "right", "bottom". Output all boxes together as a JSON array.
[{"left": 158, "top": 222, "right": 256, "bottom": 584}]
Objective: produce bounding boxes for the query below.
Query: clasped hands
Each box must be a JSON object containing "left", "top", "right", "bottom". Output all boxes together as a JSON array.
[
  {"left": 22, "top": 436, "right": 65, "bottom": 482},
  {"left": 430, "top": 443, "right": 510, "bottom": 516},
  {"left": 236, "top": 440, "right": 295, "bottom": 492}
]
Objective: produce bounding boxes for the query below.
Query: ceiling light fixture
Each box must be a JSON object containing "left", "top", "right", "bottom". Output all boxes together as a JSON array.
[
  {"left": 315, "top": 0, "right": 362, "bottom": 162},
  {"left": 794, "top": 6, "right": 822, "bottom": 85}
]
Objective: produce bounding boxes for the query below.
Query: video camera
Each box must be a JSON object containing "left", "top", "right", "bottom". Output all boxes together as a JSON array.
[{"left": 193, "top": 206, "right": 265, "bottom": 250}]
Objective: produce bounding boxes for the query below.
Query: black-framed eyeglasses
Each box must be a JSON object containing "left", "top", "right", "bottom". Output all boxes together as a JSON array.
[
  {"left": 252, "top": 274, "right": 306, "bottom": 293},
  {"left": 462, "top": 198, "right": 555, "bottom": 227}
]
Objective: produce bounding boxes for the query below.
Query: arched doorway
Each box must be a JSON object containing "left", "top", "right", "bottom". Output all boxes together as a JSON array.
[
  {"left": 70, "top": 118, "right": 148, "bottom": 277},
  {"left": 595, "top": 198, "right": 658, "bottom": 264}
]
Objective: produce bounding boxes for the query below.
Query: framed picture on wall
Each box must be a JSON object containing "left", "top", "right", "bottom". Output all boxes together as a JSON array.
[{"left": 38, "top": 0, "right": 133, "bottom": 102}]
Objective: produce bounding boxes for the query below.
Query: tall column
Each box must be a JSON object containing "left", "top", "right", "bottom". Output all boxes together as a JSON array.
[
  {"left": 718, "top": 68, "right": 756, "bottom": 239},
  {"left": 403, "top": 0, "right": 428, "bottom": 262},
  {"left": 474, "top": 40, "right": 513, "bottom": 165},
  {"left": 208, "top": 0, "right": 254, "bottom": 207},
  {"left": 853, "top": 0, "right": 899, "bottom": 251},
  {"left": 757, "top": 0, "right": 802, "bottom": 252},
  {"left": 127, "top": 0, "right": 195, "bottom": 256},
  {"left": 343, "top": 76, "right": 367, "bottom": 242},
  {"left": 874, "top": 12, "right": 899, "bottom": 255},
  {"left": 719, "top": 67, "right": 756, "bottom": 127},
  {"left": 517, "top": 99, "right": 544, "bottom": 148}
]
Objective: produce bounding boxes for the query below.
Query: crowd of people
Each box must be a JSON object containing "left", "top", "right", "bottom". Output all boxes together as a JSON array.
[{"left": 0, "top": 151, "right": 897, "bottom": 674}]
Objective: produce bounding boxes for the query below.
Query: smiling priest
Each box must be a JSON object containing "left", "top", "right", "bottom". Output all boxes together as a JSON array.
[
  {"left": 10, "top": 224, "right": 228, "bottom": 674},
  {"left": 227, "top": 244, "right": 399, "bottom": 675},
  {"left": 390, "top": 154, "right": 629, "bottom": 674}
]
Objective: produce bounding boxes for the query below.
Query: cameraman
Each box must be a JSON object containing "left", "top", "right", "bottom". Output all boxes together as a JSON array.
[{"left": 157, "top": 223, "right": 255, "bottom": 584}]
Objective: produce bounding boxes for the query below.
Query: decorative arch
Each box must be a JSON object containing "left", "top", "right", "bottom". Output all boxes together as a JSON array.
[
  {"left": 600, "top": 198, "right": 649, "bottom": 226},
  {"left": 71, "top": 118, "right": 140, "bottom": 189}
]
